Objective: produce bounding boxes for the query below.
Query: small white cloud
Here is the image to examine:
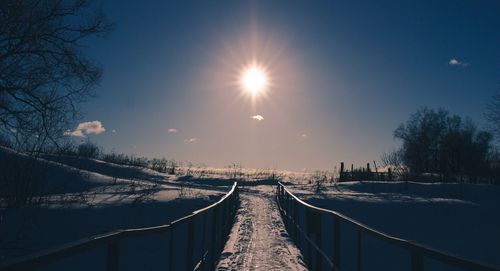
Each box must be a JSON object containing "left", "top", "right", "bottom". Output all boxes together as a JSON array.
[
  {"left": 184, "top": 138, "right": 197, "bottom": 143},
  {"left": 64, "top": 129, "right": 84, "bottom": 137},
  {"left": 112, "top": 129, "right": 116, "bottom": 133},
  {"left": 76, "top": 121, "right": 106, "bottom": 135},
  {"left": 301, "top": 133, "right": 307, "bottom": 138},
  {"left": 168, "top": 128, "right": 178, "bottom": 133},
  {"left": 251, "top": 115, "right": 264, "bottom": 121},
  {"left": 65, "top": 120, "right": 106, "bottom": 137},
  {"left": 449, "top": 58, "right": 468, "bottom": 67}
]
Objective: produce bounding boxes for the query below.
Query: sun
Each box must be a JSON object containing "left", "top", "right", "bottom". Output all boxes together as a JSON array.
[{"left": 239, "top": 64, "right": 269, "bottom": 96}]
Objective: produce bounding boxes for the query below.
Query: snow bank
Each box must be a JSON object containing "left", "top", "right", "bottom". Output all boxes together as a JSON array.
[
  {"left": 287, "top": 181, "right": 500, "bottom": 268},
  {"left": 0, "top": 148, "right": 229, "bottom": 265}
]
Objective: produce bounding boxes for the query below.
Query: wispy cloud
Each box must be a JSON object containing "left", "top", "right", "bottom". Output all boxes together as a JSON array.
[
  {"left": 168, "top": 128, "right": 178, "bottom": 133},
  {"left": 184, "top": 137, "right": 197, "bottom": 143},
  {"left": 66, "top": 130, "right": 84, "bottom": 137},
  {"left": 449, "top": 58, "right": 468, "bottom": 67},
  {"left": 64, "top": 120, "right": 106, "bottom": 137},
  {"left": 251, "top": 115, "right": 264, "bottom": 121},
  {"left": 112, "top": 129, "right": 117, "bottom": 133},
  {"left": 301, "top": 133, "right": 307, "bottom": 138}
]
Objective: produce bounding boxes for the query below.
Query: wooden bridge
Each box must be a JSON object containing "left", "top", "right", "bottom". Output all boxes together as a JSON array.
[
  {"left": 1, "top": 181, "right": 498, "bottom": 271},
  {"left": 276, "top": 182, "right": 499, "bottom": 271}
]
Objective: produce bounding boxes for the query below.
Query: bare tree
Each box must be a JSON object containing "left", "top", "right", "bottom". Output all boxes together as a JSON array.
[
  {"left": 0, "top": 0, "right": 112, "bottom": 152},
  {"left": 486, "top": 90, "right": 500, "bottom": 141},
  {"left": 393, "top": 107, "right": 492, "bottom": 182},
  {"left": 381, "top": 149, "right": 409, "bottom": 180}
]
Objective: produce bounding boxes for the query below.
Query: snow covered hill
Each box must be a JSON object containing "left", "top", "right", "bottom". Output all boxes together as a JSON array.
[
  {"left": 287, "top": 181, "right": 500, "bottom": 268},
  {"left": 0, "top": 148, "right": 227, "bottom": 263}
]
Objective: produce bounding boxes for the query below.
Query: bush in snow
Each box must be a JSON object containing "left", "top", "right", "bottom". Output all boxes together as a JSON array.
[{"left": 77, "top": 142, "right": 101, "bottom": 159}]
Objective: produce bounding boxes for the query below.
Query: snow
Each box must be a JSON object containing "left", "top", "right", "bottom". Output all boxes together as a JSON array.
[
  {"left": 217, "top": 185, "right": 307, "bottom": 271},
  {"left": 0, "top": 148, "right": 228, "bottom": 264},
  {"left": 286, "top": 181, "right": 500, "bottom": 269},
  {"left": 3, "top": 146, "right": 499, "bottom": 270}
]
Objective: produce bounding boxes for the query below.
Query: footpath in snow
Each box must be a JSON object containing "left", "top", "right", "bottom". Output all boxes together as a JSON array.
[{"left": 216, "top": 185, "right": 308, "bottom": 271}]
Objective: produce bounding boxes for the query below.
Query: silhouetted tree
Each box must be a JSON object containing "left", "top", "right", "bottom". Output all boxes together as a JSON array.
[
  {"left": 0, "top": 0, "right": 112, "bottom": 151},
  {"left": 486, "top": 90, "right": 500, "bottom": 141},
  {"left": 394, "top": 108, "right": 448, "bottom": 175},
  {"left": 77, "top": 141, "right": 100, "bottom": 158},
  {"left": 381, "top": 149, "right": 408, "bottom": 179},
  {"left": 394, "top": 108, "right": 492, "bottom": 181}
]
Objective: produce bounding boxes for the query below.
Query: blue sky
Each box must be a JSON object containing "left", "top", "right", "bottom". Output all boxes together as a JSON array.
[{"left": 75, "top": 1, "right": 500, "bottom": 170}]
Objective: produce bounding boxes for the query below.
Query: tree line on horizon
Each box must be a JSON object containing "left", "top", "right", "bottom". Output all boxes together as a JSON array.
[{"left": 383, "top": 107, "right": 499, "bottom": 183}]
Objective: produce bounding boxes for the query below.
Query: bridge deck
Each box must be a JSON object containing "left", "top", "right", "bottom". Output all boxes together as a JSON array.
[{"left": 216, "top": 186, "right": 308, "bottom": 271}]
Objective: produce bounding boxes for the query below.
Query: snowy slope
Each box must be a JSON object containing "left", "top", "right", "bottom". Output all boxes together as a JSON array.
[
  {"left": 0, "top": 149, "right": 228, "bottom": 263},
  {"left": 287, "top": 181, "right": 500, "bottom": 268}
]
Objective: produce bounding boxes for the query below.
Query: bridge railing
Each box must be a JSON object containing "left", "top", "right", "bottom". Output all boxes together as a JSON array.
[
  {"left": 276, "top": 182, "right": 499, "bottom": 271},
  {"left": 0, "top": 182, "right": 239, "bottom": 271}
]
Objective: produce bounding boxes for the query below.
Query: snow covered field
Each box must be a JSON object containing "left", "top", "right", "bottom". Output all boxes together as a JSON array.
[
  {"left": 0, "top": 148, "right": 229, "bottom": 264},
  {"left": 286, "top": 181, "right": 500, "bottom": 268},
  {"left": 3, "top": 146, "right": 499, "bottom": 271}
]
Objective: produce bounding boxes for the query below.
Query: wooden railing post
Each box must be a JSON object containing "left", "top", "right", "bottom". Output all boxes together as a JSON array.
[
  {"left": 200, "top": 212, "right": 208, "bottom": 270},
  {"left": 284, "top": 193, "right": 289, "bottom": 227},
  {"left": 357, "top": 230, "right": 362, "bottom": 271},
  {"left": 168, "top": 228, "right": 174, "bottom": 271},
  {"left": 293, "top": 198, "right": 298, "bottom": 240},
  {"left": 315, "top": 212, "right": 323, "bottom": 271},
  {"left": 106, "top": 240, "right": 119, "bottom": 271},
  {"left": 333, "top": 217, "right": 340, "bottom": 269},
  {"left": 186, "top": 219, "right": 195, "bottom": 271},
  {"left": 223, "top": 200, "right": 229, "bottom": 237},
  {"left": 305, "top": 208, "right": 312, "bottom": 266},
  {"left": 210, "top": 206, "right": 218, "bottom": 267},
  {"left": 411, "top": 248, "right": 423, "bottom": 271}
]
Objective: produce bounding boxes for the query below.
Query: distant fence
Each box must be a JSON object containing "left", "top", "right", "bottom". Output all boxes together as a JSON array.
[
  {"left": 0, "top": 182, "right": 239, "bottom": 271},
  {"left": 338, "top": 162, "right": 500, "bottom": 184},
  {"left": 339, "top": 171, "right": 393, "bottom": 182},
  {"left": 276, "top": 182, "right": 499, "bottom": 271}
]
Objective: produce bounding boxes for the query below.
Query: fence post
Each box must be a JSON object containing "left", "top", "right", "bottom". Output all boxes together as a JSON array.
[
  {"left": 219, "top": 203, "right": 225, "bottom": 253},
  {"left": 293, "top": 199, "right": 298, "bottom": 240},
  {"left": 315, "top": 212, "right": 323, "bottom": 271},
  {"left": 357, "top": 230, "right": 362, "bottom": 271},
  {"left": 340, "top": 162, "right": 344, "bottom": 181},
  {"left": 106, "top": 240, "right": 119, "bottom": 271},
  {"left": 169, "top": 228, "right": 174, "bottom": 271},
  {"left": 211, "top": 206, "right": 219, "bottom": 266},
  {"left": 305, "top": 208, "right": 312, "bottom": 266},
  {"left": 186, "top": 219, "right": 195, "bottom": 271},
  {"left": 333, "top": 217, "right": 340, "bottom": 269},
  {"left": 223, "top": 199, "right": 229, "bottom": 238},
  {"left": 277, "top": 185, "right": 282, "bottom": 203},
  {"left": 285, "top": 193, "right": 290, "bottom": 228},
  {"left": 411, "top": 248, "right": 423, "bottom": 271},
  {"left": 199, "top": 213, "right": 207, "bottom": 271}
]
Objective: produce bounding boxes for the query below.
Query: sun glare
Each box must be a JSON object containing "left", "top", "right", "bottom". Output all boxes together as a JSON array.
[{"left": 240, "top": 64, "right": 269, "bottom": 96}]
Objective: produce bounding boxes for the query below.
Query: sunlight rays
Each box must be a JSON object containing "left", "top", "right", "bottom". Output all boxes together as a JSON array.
[{"left": 239, "top": 62, "right": 270, "bottom": 97}]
